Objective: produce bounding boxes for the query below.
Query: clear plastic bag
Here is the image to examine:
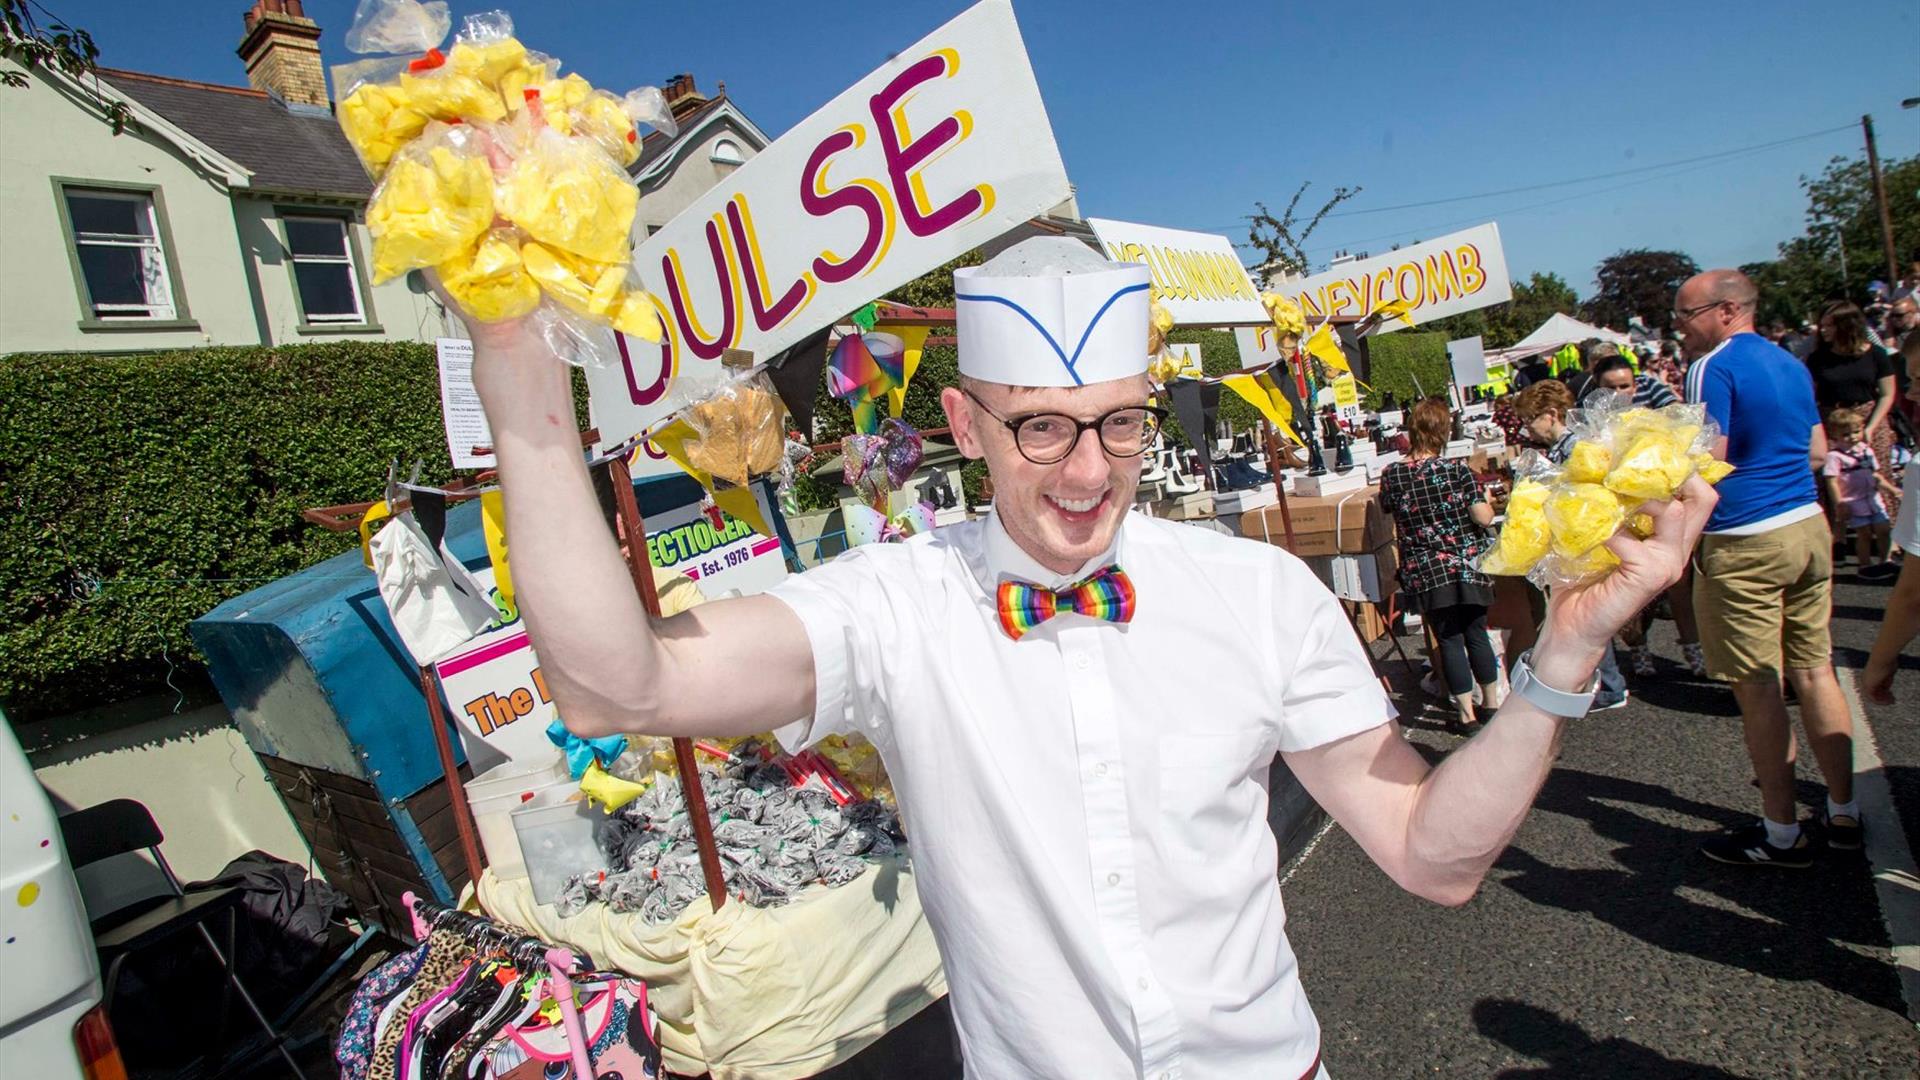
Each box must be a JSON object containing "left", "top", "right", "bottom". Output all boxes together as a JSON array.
[
  {"left": 365, "top": 122, "right": 494, "bottom": 284},
  {"left": 344, "top": 0, "right": 451, "bottom": 56},
  {"left": 682, "top": 372, "right": 786, "bottom": 488},
  {"left": 1480, "top": 399, "right": 1734, "bottom": 588},
  {"left": 335, "top": 5, "right": 677, "bottom": 359}
]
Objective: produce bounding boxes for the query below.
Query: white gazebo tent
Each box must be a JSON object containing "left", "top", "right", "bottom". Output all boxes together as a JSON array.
[{"left": 1486, "top": 312, "right": 1632, "bottom": 369}]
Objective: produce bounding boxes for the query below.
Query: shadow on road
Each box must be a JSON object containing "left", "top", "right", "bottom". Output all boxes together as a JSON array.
[
  {"left": 1474, "top": 999, "right": 1760, "bottom": 1079},
  {"left": 1496, "top": 768, "right": 1902, "bottom": 1012}
]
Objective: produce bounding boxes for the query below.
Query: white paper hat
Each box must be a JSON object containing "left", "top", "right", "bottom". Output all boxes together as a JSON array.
[{"left": 954, "top": 238, "right": 1150, "bottom": 387}]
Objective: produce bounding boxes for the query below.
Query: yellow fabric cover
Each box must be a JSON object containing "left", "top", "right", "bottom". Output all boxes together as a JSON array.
[{"left": 477, "top": 857, "right": 947, "bottom": 1080}]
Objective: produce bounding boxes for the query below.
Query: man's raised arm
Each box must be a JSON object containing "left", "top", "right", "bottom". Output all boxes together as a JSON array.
[{"left": 466, "top": 319, "right": 817, "bottom": 740}]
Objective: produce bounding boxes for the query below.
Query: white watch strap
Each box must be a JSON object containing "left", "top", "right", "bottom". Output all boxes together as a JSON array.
[{"left": 1511, "top": 648, "right": 1599, "bottom": 718}]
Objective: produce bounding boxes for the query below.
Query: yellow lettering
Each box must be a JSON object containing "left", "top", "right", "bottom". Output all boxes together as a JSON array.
[
  {"left": 1424, "top": 251, "right": 1459, "bottom": 302},
  {"left": 1458, "top": 244, "right": 1486, "bottom": 293}
]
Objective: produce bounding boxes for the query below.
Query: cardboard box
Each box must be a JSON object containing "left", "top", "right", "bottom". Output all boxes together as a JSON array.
[
  {"left": 1293, "top": 469, "right": 1367, "bottom": 498},
  {"left": 1213, "top": 484, "right": 1277, "bottom": 514},
  {"left": 1240, "top": 486, "right": 1392, "bottom": 557}
]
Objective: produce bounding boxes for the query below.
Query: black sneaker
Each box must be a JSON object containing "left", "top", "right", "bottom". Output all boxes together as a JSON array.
[
  {"left": 1590, "top": 691, "right": 1630, "bottom": 713},
  {"left": 1858, "top": 562, "right": 1900, "bottom": 582},
  {"left": 1700, "top": 821, "right": 1815, "bottom": 868},
  {"left": 1823, "top": 812, "right": 1863, "bottom": 851}
]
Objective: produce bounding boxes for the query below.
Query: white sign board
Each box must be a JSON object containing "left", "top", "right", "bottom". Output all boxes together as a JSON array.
[
  {"left": 1233, "top": 324, "right": 1289, "bottom": 368},
  {"left": 1086, "top": 218, "right": 1265, "bottom": 326},
  {"left": 1275, "top": 223, "right": 1511, "bottom": 332},
  {"left": 587, "top": 0, "right": 1071, "bottom": 474},
  {"left": 1447, "top": 335, "right": 1489, "bottom": 390},
  {"left": 436, "top": 338, "right": 493, "bottom": 470},
  {"left": 642, "top": 485, "right": 789, "bottom": 597},
  {"left": 435, "top": 623, "right": 554, "bottom": 774}
]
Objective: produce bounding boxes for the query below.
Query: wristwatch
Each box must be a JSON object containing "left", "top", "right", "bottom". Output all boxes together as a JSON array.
[{"left": 1510, "top": 648, "right": 1600, "bottom": 718}]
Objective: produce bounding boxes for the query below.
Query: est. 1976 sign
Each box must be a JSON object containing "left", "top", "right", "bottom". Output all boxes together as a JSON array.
[{"left": 587, "top": 0, "right": 1072, "bottom": 469}]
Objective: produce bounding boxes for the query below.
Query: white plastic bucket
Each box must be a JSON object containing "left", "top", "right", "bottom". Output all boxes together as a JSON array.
[
  {"left": 511, "top": 788, "right": 606, "bottom": 905},
  {"left": 466, "top": 759, "right": 570, "bottom": 880}
]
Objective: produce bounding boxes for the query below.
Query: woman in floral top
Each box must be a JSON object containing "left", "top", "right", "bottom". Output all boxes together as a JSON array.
[{"left": 1380, "top": 398, "right": 1501, "bottom": 728}]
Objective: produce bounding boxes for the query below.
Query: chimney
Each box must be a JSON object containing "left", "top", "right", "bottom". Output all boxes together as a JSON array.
[
  {"left": 660, "top": 73, "right": 711, "bottom": 122},
  {"left": 237, "top": 0, "right": 328, "bottom": 107}
]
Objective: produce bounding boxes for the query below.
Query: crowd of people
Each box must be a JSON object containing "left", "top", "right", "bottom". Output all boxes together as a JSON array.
[{"left": 1380, "top": 265, "right": 1920, "bottom": 870}]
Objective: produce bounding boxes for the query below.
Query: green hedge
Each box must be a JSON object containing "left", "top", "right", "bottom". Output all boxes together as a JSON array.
[
  {"left": 0, "top": 342, "right": 461, "bottom": 719},
  {"left": 1363, "top": 331, "right": 1450, "bottom": 410}
]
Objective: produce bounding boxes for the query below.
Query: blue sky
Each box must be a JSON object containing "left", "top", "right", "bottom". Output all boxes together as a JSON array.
[{"left": 70, "top": 0, "right": 1919, "bottom": 297}]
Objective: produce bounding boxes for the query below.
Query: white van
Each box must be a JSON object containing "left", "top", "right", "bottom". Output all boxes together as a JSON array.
[{"left": 0, "top": 713, "right": 125, "bottom": 1078}]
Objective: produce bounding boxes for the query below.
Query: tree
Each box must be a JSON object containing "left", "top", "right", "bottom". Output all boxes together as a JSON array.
[
  {"left": 1424, "top": 271, "right": 1580, "bottom": 350},
  {"left": 1245, "top": 182, "right": 1362, "bottom": 279},
  {"left": 1581, "top": 249, "right": 1699, "bottom": 332},
  {"left": 1, "top": 0, "right": 132, "bottom": 133},
  {"left": 1745, "top": 151, "right": 1920, "bottom": 325}
]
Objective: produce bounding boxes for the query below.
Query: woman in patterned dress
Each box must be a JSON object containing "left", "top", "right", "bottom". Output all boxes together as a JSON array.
[{"left": 1380, "top": 398, "right": 1502, "bottom": 729}]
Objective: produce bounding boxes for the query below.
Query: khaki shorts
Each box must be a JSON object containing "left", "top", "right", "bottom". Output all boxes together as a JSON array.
[{"left": 1693, "top": 512, "right": 1832, "bottom": 682}]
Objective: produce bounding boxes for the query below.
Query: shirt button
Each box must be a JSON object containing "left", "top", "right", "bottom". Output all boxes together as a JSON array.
[
  {"left": 1137, "top": 976, "right": 1150, "bottom": 991},
  {"left": 1106, "top": 872, "right": 1120, "bottom": 886},
  {"left": 1094, "top": 762, "right": 1109, "bottom": 778},
  {"left": 1074, "top": 653, "right": 1090, "bottom": 670}
]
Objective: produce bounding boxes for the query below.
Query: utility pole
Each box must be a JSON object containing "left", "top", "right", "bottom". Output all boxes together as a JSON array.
[{"left": 1862, "top": 114, "right": 1899, "bottom": 288}]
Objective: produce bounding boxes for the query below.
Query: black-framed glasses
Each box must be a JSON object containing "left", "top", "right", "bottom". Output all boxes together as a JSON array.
[
  {"left": 1670, "top": 300, "right": 1727, "bottom": 324},
  {"left": 962, "top": 388, "right": 1167, "bottom": 465}
]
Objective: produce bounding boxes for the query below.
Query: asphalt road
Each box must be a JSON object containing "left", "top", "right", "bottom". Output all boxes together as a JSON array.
[{"left": 1281, "top": 571, "right": 1920, "bottom": 1079}]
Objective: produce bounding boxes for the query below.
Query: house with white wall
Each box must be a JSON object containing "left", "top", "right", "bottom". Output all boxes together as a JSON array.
[{"left": 0, "top": 0, "right": 769, "bottom": 357}]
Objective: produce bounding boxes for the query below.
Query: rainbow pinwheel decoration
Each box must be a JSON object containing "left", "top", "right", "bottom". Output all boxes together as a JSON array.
[
  {"left": 828, "top": 331, "right": 907, "bottom": 435},
  {"left": 846, "top": 501, "right": 935, "bottom": 546}
]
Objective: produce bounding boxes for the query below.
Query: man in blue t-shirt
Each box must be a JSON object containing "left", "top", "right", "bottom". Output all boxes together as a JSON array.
[{"left": 1679, "top": 269, "right": 1857, "bottom": 868}]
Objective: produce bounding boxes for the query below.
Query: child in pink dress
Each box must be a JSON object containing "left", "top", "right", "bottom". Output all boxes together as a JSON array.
[{"left": 1823, "top": 408, "right": 1901, "bottom": 572}]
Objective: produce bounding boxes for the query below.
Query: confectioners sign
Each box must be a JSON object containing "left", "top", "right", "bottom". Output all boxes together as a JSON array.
[
  {"left": 1275, "top": 222, "right": 1512, "bottom": 332},
  {"left": 1086, "top": 218, "right": 1266, "bottom": 326},
  {"left": 587, "top": 0, "right": 1072, "bottom": 457}
]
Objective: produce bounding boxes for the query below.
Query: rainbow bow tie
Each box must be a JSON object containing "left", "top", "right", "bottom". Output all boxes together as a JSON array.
[{"left": 996, "top": 565, "right": 1136, "bottom": 640}]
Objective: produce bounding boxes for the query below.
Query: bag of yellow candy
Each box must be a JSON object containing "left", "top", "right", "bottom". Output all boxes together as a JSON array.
[
  {"left": 1479, "top": 397, "right": 1735, "bottom": 588},
  {"left": 333, "top": 2, "right": 677, "bottom": 365}
]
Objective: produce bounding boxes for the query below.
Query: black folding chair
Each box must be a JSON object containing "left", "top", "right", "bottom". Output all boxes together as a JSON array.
[{"left": 58, "top": 798, "right": 306, "bottom": 1078}]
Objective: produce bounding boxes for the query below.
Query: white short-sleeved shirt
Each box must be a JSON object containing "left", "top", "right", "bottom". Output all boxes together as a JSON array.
[{"left": 770, "top": 510, "right": 1391, "bottom": 1079}]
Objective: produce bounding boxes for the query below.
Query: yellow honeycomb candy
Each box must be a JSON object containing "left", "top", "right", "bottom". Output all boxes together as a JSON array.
[
  {"left": 1558, "top": 543, "right": 1622, "bottom": 581},
  {"left": 498, "top": 138, "right": 638, "bottom": 264},
  {"left": 1563, "top": 440, "right": 1613, "bottom": 484},
  {"left": 1606, "top": 430, "right": 1694, "bottom": 501},
  {"left": 1545, "top": 482, "right": 1625, "bottom": 558},
  {"left": 339, "top": 82, "right": 429, "bottom": 174},
  {"left": 447, "top": 37, "right": 530, "bottom": 86},
  {"left": 1693, "top": 452, "right": 1735, "bottom": 484},
  {"left": 1628, "top": 512, "right": 1656, "bottom": 539},
  {"left": 500, "top": 61, "right": 550, "bottom": 113},
  {"left": 520, "top": 242, "right": 663, "bottom": 342},
  {"left": 367, "top": 143, "right": 494, "bottom": 283},
  {"left": 1481, "top": 478, "right": 1551, "bottom": 575},
  {"left": 572, "top": 92, "right": 642, "bottom": 167},
  {"left": 437, "top": 232, "right": 540, "bottom": 322},
  {"left": 537, "top": 73, "right": 595, "bottom": 113},
  {"left": 398, "top": 69, "right": 507, "bottom": 124}
]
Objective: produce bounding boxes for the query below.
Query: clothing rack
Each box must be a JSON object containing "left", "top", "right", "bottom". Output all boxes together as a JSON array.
[{"left": 403, "top": 890, "right": 596, "bottom": 1080}]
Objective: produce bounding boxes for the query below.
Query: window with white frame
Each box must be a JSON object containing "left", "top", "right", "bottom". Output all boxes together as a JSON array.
[
  {"left": 284, "top": 216, "right": 366, "bottom": 324},
  {"left": 63, "top": 188, "right": 178, "bottom": 320}
]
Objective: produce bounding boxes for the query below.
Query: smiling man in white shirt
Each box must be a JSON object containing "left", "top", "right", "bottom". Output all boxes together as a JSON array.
[{"left": 456, "top": 238, "right": 1715, "bottom": 1078}]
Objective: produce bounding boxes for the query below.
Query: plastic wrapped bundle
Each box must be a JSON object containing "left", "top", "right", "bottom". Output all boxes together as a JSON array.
[
  {"left": 1479, "top": 399, "right": 1736, "bottom": 588},
  {"left": 333, "top": 3, "right": 677, "bottom": 364},
  {"left": 366, "top": 124, "right": 494, "bottom": 283},
  {"left": 1479, "top": 476, "right": 1551, "bottom": 577},
  {"left": 682, "top": 373, "right": 786, "bottom": 488}
]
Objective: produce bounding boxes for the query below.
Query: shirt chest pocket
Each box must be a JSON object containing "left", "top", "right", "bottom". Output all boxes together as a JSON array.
[{"left": 1154, "top": 728, "right": 1269, "bottom": 865}]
